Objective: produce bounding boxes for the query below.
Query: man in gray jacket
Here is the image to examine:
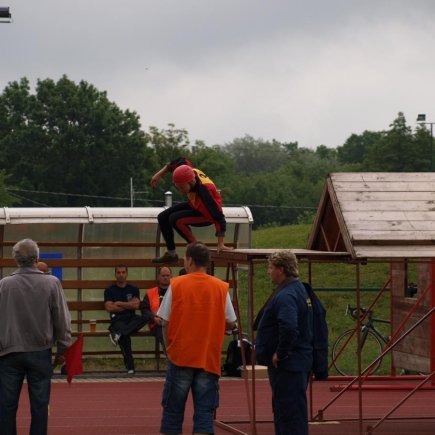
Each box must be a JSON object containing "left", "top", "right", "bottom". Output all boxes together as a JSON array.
[{"left": 0, "top": 238, "right": 71, "bottom": 435}]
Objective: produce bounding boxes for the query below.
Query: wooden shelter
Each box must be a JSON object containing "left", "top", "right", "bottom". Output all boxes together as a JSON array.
[
  {"left": 0, "top": 205, "right": 253, "bottom": 361},
  {"left": 308, "top": 172, "right": 435, "bottom": 374}
]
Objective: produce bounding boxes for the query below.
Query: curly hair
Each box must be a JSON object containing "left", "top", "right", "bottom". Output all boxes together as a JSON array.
[{"left": 268, "top": 250, "right": 299, "bottom": 277}]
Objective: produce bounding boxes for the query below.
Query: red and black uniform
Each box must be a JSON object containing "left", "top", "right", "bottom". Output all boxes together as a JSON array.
[{"left": 158, "top": 157, "right": 226, "bottom": 250}]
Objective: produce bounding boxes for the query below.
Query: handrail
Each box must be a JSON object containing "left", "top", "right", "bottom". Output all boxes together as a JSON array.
[
  {"left": 315, "top": 306, "right": 435, "bottom": 421},
  {"left": 366, "top": 370, "right": 435, "bottom": 434}
]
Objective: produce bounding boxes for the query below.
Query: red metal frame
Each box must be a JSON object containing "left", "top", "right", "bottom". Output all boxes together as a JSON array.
[
  {"left": 212, "top": 252, "right": 435, "bottom": 435},
  {"left": 431, "top": 260, "right": 435, "bottom": 380}
]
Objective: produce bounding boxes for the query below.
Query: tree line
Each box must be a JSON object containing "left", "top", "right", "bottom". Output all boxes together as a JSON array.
[{"left": 0, "top": 75, "right": 432, "bottom": 227}]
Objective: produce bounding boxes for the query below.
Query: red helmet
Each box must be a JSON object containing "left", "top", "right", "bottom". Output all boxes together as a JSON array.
[{"left": 172, "top": 165, "right": 195, "bottom": 185}]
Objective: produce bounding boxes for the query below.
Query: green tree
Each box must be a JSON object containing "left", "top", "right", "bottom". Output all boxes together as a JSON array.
[
  {"left": 144, "top": 130, "right": 237, "bottom": 205},
  {"left": 413, "top": 124, "right": 433, "bottom": 171},
  {"left": 223, "top": 136, "right": 290, "bottom": 175},
  {"left": 0, "top": 171, "right": 20, "bottom": 206},
  {"left": 221, "top": 141, "right": 339, "bottom": 227},
  {"left": 316, "top": 144, "right": 337, "bottom": 160},
  {"left": 0, "top": 76, "right": 150, "bottom": 206},
  {"left": 145, "top": 123, "right": 190, "bottom": 169},
  {"left": 189, "top": 142, "right": 235, "bottom": 195},
  {"left": 363, "top": 112, "right": 428, "bottom": 172},
  {"left": 337, "top": 131, "right": 383, "bottom": 167}
]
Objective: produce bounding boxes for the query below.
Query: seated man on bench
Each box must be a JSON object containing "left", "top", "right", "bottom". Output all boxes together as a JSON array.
[
  {"left": 141, "top": 266, "right": 172, "bottom": 350},
  {"left": 104, "top": 265, "right": 147, "bottom": 374}
]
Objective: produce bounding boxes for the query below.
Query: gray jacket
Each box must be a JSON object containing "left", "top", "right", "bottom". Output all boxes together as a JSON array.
[{"left": 0, "top": 267, "right": 72, "bottom": 356}]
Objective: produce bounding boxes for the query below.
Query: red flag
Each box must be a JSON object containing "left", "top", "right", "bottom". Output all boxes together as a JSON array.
[{"left": 64, "top": 333, "right": 83, "bottom": 384}]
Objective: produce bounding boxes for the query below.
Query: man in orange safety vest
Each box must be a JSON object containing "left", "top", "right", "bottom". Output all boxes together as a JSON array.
[{"left": 141, "top": 266, "right": 172, "bottom": 348}]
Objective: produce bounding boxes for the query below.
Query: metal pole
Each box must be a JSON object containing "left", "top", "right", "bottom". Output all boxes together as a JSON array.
[
  {"left": 165, "top": 191, "right": 173, "bottom": 207},
  {"left": 356, "top": 262, "right": 363, "bottom": 435},
  {"left": 366, "top": 369, "right": 435, "bottom": 434},
  {"left": 431, "top": 259, "right": 435, "bottom": 381},
  {"left": 314, "top": 305, "right": 435, "bottom": 422},
  {"left": 130, "top": 177, "right": 134, "bottom": 207}
]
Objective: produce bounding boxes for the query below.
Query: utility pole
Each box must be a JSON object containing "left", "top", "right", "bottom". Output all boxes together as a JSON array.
[{"left": 130, "top": 177, "right": 134, "bottom": 207}]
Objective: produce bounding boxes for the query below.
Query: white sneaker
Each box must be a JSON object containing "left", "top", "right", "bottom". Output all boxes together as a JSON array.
[
  {"left": 127, "top": 370, "right": 135, "bottom": 375},
  {"left": 109, "top": 332, "right": 120, "bottom": 346}
]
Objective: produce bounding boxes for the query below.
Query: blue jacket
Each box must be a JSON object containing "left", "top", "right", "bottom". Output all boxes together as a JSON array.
[{"left": 255, "top": 278, "right": 313, "bottom": 372}]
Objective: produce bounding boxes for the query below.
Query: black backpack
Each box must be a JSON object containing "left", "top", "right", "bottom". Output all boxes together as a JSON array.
[
  {"left": 223, "top": 337, "right": 252, "bottom": 377},
  {"left": 303, "top": 282, "right": 329, "bottom": 380}
]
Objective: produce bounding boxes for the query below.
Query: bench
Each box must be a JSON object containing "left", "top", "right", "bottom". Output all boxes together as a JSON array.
[
  {"left": 67, "top": 300, "right": 165, "bottom": 371},
  {"left": 0, "top": 252, "right": 235, "bottom": 372}
]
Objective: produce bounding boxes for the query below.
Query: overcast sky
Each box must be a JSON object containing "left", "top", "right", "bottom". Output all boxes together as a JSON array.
[{"left": 2, "top": 1, "right": 435, "bottom": 149}]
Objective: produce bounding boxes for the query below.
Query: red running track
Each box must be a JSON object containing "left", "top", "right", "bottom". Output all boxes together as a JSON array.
[{"left": 15, "top": 376, "right": 435, "bottom": 435}]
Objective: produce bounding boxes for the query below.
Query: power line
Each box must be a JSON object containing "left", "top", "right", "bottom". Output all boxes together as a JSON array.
[
  {"left": 6, "top": 188, "right": 161, "bottom": 204},
  {"left": 8, "top": 192, "right": 51, "bottom": 207},
  {"left": 5, "top": 188, "right": 317, "bottom": 210},
  {"left": 6, "top": 188, "right": 132, "bottom": 201}
]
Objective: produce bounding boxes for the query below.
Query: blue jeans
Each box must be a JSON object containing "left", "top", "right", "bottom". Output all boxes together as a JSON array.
[
  {"left": 0, "top": 349, "right": 53, "bottom": 435},
  {"left": 160, "top": 362, "right": 219, "bottom": 434},
  {"left": 268, "top": 367, "right": 310, "bottom": 435}
]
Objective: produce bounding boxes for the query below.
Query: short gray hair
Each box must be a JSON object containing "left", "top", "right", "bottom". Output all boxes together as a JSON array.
[
  {"left": 13, "top": 239, "right": 39, "bottom": 267},
  {"left": 268, "top": 250, "right": 299, "bottom": 277}
]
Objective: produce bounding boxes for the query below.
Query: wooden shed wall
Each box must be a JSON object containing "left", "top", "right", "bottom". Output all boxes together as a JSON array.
[{"left": 390, "top": 262, "right": 432, "bottom": 373}]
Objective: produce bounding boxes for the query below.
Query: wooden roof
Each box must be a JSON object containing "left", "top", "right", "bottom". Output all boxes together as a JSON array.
[{"left": 307, "top": 173, "right": 435, "bottom": 259}]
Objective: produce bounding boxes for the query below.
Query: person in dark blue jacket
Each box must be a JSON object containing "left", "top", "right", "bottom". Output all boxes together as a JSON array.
[{"left": 255, "top": 250, "right": 313, "bottom": 435}]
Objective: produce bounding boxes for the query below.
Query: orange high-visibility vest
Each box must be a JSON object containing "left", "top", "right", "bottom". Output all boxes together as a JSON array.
[{"left": 166, "top": 272, "right": 229, "bottom": 376}]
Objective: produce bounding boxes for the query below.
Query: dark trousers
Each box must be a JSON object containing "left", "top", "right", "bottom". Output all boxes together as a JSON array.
[
  {"left": 0, "top": 349, "right": 52, "bottom": 435},
  {"left": 157, "top": 202, "right": 212, "bottom": 251},
  {"left": 150, "top": 325, "right": 166, "bottom": 354},
  {"left": 268, "top": 367, "right": 310, "bottom": 435},
  {"left": 110, "top": 315, "right": 147, "bottom": 371}
]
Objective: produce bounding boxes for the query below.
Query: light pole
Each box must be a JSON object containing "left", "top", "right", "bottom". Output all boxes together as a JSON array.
[{"left": 417, "top": 114, "right": 434, "bottom": 171}]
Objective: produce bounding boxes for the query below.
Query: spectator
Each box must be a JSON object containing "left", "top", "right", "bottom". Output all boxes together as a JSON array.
[
  {"left": 157, "top": 242, "right": 237, "bottom": 434},
  {"left": 141, "top": 266, "right": 172, "bottom": 348},
  {"left": 150, "top": 157, "right": 231, "bottom": 263},
  {"left": 0, "top": 238, "right": 71, "bottom": 434},
  {"left": 104, "top": 265, "right": 147, "bottom": 374},
  {"left": 255, "top": 250, "right": 313, "bottom": 435}
]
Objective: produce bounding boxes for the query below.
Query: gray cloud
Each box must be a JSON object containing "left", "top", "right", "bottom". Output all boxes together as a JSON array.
[{"left": 2, "top": 0, "right": 435, "bottom": 148}]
